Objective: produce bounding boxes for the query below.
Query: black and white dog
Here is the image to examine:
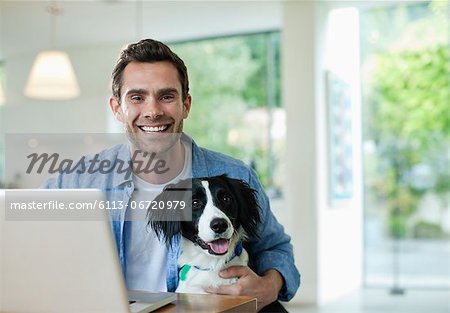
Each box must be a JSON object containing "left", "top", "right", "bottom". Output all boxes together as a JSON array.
[{"left": 149, "top": 175, "right": 261, "bottom": 293}]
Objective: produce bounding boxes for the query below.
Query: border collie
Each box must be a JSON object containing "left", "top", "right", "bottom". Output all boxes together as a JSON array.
[{"left": 149, "top": 175, "right": 261, "bottom": 293}]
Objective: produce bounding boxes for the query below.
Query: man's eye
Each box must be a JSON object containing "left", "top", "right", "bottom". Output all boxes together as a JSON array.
[
  {"left": 161, "top": 95, "right": 174, "bottom": 101},
  {"left": 130, "top": 95, "right": 143, "bottom": 102}
]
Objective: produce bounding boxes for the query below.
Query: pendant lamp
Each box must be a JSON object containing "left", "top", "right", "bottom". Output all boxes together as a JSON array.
[{"left": 24, "top": 3, "right": 80, "bottom": 100}]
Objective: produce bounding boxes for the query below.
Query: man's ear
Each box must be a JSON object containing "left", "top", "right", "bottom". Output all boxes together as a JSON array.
[
  {"left": 182, "top": 94, "right": 192, "bottom": 119},
  {"left": 109, "top": 96, "right": 124, "bottom": 123}
]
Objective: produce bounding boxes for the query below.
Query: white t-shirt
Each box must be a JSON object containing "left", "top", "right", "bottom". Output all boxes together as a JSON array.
[{"left": 124, "top": 143, "right": 192, "bottom": 291}]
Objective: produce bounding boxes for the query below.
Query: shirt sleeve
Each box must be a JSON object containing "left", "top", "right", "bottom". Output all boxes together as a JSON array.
[{"left": 244, "top": 170, "right": 300, "bottom": 302}]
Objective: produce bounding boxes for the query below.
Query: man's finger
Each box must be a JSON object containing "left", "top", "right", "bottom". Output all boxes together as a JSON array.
[
  {"left": 206, "top": 283, "right": 242, "bottom": 296},
  {"left": 219, "top": 265, "right": 247, "bottom": 278},
  {"left": 204, "top": 286, "right": 218, "bottom": 294}
]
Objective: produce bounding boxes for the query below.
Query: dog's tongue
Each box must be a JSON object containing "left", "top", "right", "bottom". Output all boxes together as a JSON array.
[{"left": 207, "top": 239, "right": 229, "bottom": 254}]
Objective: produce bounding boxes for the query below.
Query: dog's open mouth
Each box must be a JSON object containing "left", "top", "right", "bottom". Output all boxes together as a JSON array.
[
  {"left": 206, "top": 239, "right": 229, "bottom": 255},
  {"left": 193, "top": 236, "right": 229, "bottom": 255}
]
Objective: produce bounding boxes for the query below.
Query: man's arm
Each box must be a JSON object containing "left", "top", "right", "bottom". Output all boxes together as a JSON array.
[{"left": 244, "top": 170, "right": 300, "bottom": 301}]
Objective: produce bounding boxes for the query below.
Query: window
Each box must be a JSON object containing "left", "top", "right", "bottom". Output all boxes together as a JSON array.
[
  {"left": 170, "top": 32, "right": 284, "bottom": 196},
  {"left": 361, "top": 1, "right": 449, "bottom": 289}
]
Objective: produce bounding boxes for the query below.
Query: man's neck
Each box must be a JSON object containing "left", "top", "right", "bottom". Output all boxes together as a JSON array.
[{"left": 131, "top": 141, "right": 185, "bottom": 185}]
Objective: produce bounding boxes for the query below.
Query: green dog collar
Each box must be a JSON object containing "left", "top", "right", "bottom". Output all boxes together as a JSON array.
[{"left": 179, "top": 264, "right": 191, "bottom": 281}]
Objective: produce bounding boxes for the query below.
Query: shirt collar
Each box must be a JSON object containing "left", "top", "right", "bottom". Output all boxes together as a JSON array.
[
  {"left": 111, "top": 133, "right": 208, "bottom": 188},
  {"left": 187, "top": 133, "right": 209, "bottom": 178}
]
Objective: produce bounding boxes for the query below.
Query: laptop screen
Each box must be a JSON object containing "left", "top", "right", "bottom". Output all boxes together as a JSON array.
[{"left": 0, "top": 189, "right": 131, "bottom": 313}]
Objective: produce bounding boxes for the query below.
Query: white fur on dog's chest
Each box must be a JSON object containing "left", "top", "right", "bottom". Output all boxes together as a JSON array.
[
  {"left": 176, "top": 266, "right": 237, "bottom": 293},
  {"left": 176, "top": 238, "right": 249, "bottom": 293}
]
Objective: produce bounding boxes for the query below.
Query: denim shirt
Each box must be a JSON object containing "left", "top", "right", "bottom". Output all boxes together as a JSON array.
[{"left": 43, "top": 134, "right": 300, "bottom": 301}]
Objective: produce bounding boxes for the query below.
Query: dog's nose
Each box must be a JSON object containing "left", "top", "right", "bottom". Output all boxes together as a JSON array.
[{"left": 210, "top": 218, "right": 228, "bottom": 234}]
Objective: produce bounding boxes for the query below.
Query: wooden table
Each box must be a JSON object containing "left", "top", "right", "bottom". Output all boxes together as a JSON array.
[{"left": 154, "top": 293, "right": 257, "bottom": 313}]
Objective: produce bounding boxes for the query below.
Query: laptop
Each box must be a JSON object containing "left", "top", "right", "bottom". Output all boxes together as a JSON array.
[{"left": 0, "top": 189, "right": 176, "bottom": 313}]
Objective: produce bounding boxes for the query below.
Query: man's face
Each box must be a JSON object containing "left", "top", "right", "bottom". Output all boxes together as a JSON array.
[{"left": 110, "top": 61, "right": 191, "bottom": 154}]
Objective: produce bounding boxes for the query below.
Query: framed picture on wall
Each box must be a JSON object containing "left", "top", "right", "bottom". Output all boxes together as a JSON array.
[{"left": 326, "top": 71, "right": 353, "bottom": 206}]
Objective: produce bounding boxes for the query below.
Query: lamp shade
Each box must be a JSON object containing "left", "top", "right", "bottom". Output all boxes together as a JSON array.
[{"left": 24, "top": 50, "right": 80, "bottom": 100}]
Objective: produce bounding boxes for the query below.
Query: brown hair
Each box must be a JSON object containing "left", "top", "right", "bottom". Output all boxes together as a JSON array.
[{"left": 111, "top": 39, "right": 189, "bottom": 102}]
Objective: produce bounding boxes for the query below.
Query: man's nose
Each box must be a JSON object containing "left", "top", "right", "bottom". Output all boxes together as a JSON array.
[{"left": 143, "top": 99, "right": 163, "bottom": 119}]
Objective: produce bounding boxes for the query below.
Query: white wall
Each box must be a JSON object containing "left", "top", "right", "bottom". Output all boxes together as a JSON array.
[
  {"left": 282, "top": 0, "right": 363, "bottom": 305},
  {"left": 283, "top": 0, "right": 320, "bottom": 303}
]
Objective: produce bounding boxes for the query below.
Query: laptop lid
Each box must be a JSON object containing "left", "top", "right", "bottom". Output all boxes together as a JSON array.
[{"left": 0, "top": 189, "right": 174, "bottom": 313}]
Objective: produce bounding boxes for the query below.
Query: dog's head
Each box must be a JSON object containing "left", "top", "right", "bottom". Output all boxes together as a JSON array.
[{"left": 149, "top": 174, "right": 260, "bottom": 256}]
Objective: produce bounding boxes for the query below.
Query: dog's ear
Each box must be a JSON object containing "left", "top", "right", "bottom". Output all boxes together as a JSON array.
[
  {"left": 225, "top": 176, "right": 261, "bottom": 239},
  {"left": 150, "top": 220, "right": 181, "bottom": 247},
  {"left": 147, "top": 178, "right": 193, "bottom": 247}
]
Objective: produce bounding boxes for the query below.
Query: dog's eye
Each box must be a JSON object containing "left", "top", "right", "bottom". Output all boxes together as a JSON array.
[
  {"left": 192, "top": 199, "right": 202, "bottom": 209},
  {"left": 222, "top": 195, "right": 231, "bottom": 203}
]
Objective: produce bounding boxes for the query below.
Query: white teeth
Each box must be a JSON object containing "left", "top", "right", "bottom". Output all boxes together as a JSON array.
[{"left": 140, "top": 125, "right": 168, "bottom": 132}]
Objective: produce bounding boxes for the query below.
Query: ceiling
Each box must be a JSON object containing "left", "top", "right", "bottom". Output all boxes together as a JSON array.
[{"left": 0, "top": 0, "right": 282, "bottom": 59}]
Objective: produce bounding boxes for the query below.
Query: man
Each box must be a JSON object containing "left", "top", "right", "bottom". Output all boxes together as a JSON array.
[{"left": 44, "top": 39, "right": 299, "bottom": 310}]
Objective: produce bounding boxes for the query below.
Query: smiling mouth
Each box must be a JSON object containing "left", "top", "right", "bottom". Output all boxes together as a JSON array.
[{"left": 138, "top": 125, "right": 170, "bottom": 133}]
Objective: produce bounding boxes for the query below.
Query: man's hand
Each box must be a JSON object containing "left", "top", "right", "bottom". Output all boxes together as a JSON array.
[{"left": 205, "top": 266, "right": 284, "bottom": 311}]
